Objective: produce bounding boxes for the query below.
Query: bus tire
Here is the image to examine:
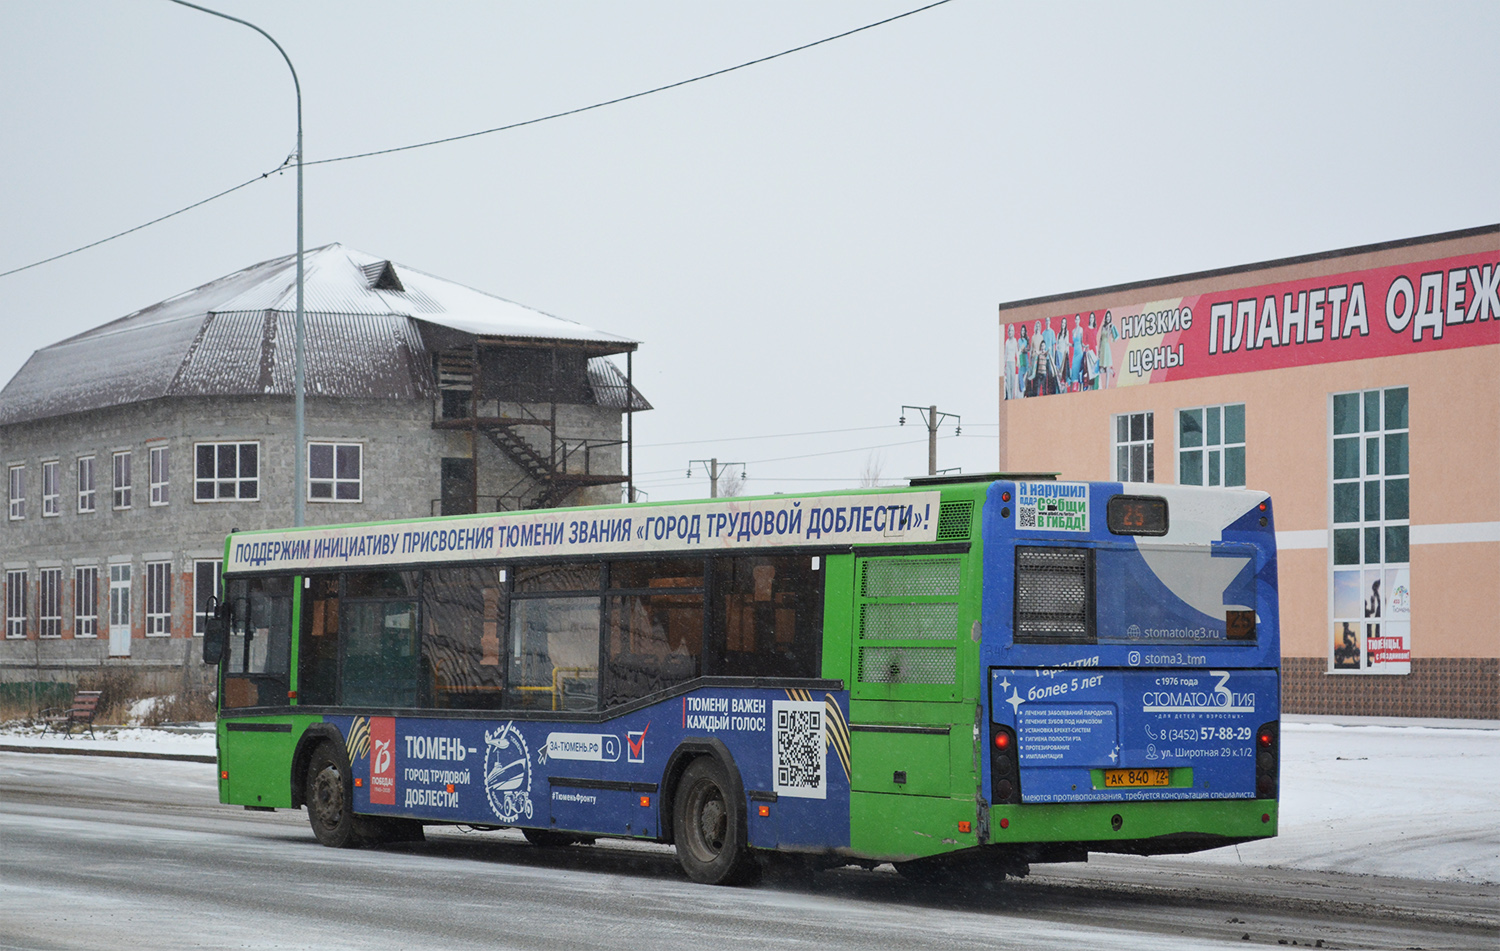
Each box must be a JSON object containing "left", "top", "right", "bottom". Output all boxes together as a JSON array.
[
  {"left": 305, "top": 742, "right": 360, "bottom": 848},
  {"left": 673, "top": 757, "right": 754, "bottom": 885}
]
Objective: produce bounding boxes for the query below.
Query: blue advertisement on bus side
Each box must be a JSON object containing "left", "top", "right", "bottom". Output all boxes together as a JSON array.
[
  {"left": 325, "top": 686, "right": 852, "bottom": 850},
  {"left": 990, "top": 666, "right": 1277, "bottom": 802}
]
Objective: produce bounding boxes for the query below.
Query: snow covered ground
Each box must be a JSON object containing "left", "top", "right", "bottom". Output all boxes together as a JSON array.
[{"left": 4, "top": 715, "right": 1495, "bottom": 885}]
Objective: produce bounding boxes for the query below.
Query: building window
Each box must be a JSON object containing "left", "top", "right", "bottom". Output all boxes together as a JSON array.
[
  {"left": 146, "top": 561, "right": 172, "bottom": 636},
  {"left": 5, "top": 571, "right": 25, "bottom": 638},
  {"left": 193, "top": 560, "right": 222, "bottom": 637},
  {"left": 75, "top": 566, "right": 99, "bottom": 638},
  {"left": 1179, "top": 404, "right": 1245, "bottom": 487},
  {"left": 109, "top": 564, "right": 131, "bottom": 636},
  {"left": 78, "top": 456, "right": 96, "bottom": 513},
  {"left": 8, "top": 465, "right": 24, "bottom": 520},
  {"left": 1330, "top": 387, "right": 1410, "bottom": 674},
  {"left": 113, "top": 451, "right": 132, "bottom": 509},
  {"left": 308, "top": 442, "right": 362, "bottom": 502},
  {"left": 38, "top": 568, "right": 62, "bottom": 638},
  {"left": 195, "top": 442, "right": 259, "bottom": 501},
  {"left": 1113, "top": 412, "right": 1154, "bottom": 482},
  {"left": 150, "top": 446, "right": 170, "bottom": 506},
  {"left": 42, "top": 461, "right": 60, "bottom": 517}
]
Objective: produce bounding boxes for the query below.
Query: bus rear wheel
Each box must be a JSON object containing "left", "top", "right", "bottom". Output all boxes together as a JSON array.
[
  {"left": 673, "top": 757, "right": 754, "bottom": 885},
  {"left": 306, "top": 742, "right": 359, "bottom": 848}
]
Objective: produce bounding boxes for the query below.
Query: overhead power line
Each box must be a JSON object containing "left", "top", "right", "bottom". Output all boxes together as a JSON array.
[
  {"left": 0, "top": 0, "right": 956, "bottom": 281},
  {"left": 0, "top": 165, "right": 283, "bottom": 279}
]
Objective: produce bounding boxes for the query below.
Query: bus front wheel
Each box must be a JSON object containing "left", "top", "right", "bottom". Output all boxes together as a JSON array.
[
  {"left": 673, "top": 757, "right": 755, "bottom": 885},
  {"left": 306, "top": 742, "right": 359, "bottom": 848}
]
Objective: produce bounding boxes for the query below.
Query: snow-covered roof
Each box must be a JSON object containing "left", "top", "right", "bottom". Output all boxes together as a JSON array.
[{"left": 0, "top": 244, "right": 641, "bottom": 425}]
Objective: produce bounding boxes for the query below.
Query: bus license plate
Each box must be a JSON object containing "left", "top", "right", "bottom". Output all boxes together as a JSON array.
[{"left": 1103, "top": 768, "right": 1171, "bottom": 788}]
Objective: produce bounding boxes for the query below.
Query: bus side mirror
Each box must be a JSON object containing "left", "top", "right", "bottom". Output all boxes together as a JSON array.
[{"left": 203, "top": 596, "right": 228, "bottom": 666}]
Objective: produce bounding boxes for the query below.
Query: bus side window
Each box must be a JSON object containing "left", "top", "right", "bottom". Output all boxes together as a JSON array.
[
  {"left": 709, "top": 556, "right": 823, "bottom": 679},
  {"left": 507, "top": 565, "right": 600, "bottom": 712},
  {"left": 422, "top": 566, "right": 507, "bottom": 710},
  {"left": 222, "top": 576, "right": 293, "bottom": 709},
  {"left": 604, "top": 557, "right": 705, "bottom": 707},
  {"left": 340, "top": 571, "right": 421, "bottom": 709}
]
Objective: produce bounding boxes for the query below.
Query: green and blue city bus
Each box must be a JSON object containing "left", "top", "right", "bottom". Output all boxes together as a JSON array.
[{"left": 205, "top": 474, "right": 1280, "bottom": 884}]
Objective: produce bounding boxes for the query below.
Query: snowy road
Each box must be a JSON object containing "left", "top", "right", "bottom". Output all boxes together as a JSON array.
[{"left": 2, "top": 748, "right": 1495, "bottom": 951}]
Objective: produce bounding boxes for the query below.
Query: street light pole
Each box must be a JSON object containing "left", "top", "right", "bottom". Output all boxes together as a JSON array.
[{"left": 167, "top": 1, "right": 306, "bottom": 527}]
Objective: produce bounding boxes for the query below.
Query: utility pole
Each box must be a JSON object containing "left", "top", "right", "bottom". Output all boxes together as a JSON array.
[
  {"left": 688, "top": 458, "right": 746, "bottom": 498},
  {"left": 900, "top": 405, "right": 962, "bottom": 476}
]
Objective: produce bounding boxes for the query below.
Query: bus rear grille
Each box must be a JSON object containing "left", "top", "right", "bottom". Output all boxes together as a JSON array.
[
  {"left": 936, "top": 500, "right": 973, "bottom": 541},
  {"left": 861, "top": 558, "right": 961, "bottom": 598},
  {"left": 1014, "top": 546, "right": 1094, "bottom": 642},
  {"left": 859, "top": 601, "right": 958, "bottom": 640},
  {"left": 857, "top": 646, "right": 956, "bottom": 684}
]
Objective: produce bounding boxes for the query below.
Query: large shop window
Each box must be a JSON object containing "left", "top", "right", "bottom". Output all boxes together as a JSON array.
[{"left": 1330, "top": 387, "right": 1410, "bottom": 675}]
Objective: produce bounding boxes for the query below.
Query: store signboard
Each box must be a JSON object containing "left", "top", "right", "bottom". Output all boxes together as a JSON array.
[{"left": 1002, "top": 250, "right": 1499, "bottom": 398}]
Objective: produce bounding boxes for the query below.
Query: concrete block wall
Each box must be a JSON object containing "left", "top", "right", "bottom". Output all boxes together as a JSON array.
[{"left": 1, "top": 393, "right": 628, "bottom": 684}]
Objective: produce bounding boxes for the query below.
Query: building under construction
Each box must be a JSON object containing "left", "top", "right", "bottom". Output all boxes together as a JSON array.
[{"left": 0, "top": 244, "right": 647, "bottom": 684}]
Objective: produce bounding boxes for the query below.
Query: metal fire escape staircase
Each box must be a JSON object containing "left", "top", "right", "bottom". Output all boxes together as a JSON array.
[{"left": 432, "top": 349, "right": 628, "bottom": 511}]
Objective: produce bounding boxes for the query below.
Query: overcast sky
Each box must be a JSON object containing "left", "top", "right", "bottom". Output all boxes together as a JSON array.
[{"left": 2, "top": 1, "right": 1495, "bottom": 501}]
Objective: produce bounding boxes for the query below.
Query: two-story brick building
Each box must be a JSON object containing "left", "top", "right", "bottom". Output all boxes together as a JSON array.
[{"left": 0, "top": 244, "right": 647, "bottom": 687}]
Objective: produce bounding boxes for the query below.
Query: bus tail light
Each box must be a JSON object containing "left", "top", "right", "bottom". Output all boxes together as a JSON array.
[
  {"left": 990, "top": 724, "right": 1021, "bottom": 805},
  {"left": 1255, "top": 721, "right": 1278, "bottom": 799}
]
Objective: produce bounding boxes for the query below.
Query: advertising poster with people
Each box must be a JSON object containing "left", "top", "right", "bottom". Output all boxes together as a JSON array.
[{"left": 1002, "top": 250, "right": 1499, "bottom": 400}]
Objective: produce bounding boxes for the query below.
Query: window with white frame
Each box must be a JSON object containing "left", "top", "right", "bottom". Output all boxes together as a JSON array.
[
  {"left": 1113, "top": 412, "right": 1154, "bottom": 482},
  {"left": 149, "top": 445, "right": 169, "bottom": 506},
  {"left": 193, "top": 560, "right": 222, "bottom": 636},
  {"left": 75, "top": 566, "right": 99, "bottom": 638},
  {"left": 146, "top": 561, "right": 172, "bottom": 636},
  {"left": 8, "top": 465, "right": 24, "bottom": 520},
  {"left": 113, "top": 451, "right": 132, "bottom": 509},
  {"left": 1179, "top": 404, "right": 1245, "bottom": 487},
  {"left": 77, "top": 456, "right": 96, "bottom": 513},
  {"left": 195, "top": 442, "right": 259, "bottom": 501},
  {"left": 308, "top": 442, "right": 362, "bottom": 502},
  {"left": 5, "top": 571, "right": 25, "bottom": 638},
  {"left": 42, "top": 461, "right": 60, "bottom": 517},
  {"left": 1330, "top": 387, "right": 1411, "bottom": 674},
  {"left": 38, "top": 568, "right": 62, "bottom": 638}
]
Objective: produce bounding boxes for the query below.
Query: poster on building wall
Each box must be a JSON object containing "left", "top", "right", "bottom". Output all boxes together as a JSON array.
[
  {"left": 1331, "top": 566, "right": 1411, "bottom": 674},
  {"left": 1002, "top": 250, "right": 1499, "bottom": 399}
]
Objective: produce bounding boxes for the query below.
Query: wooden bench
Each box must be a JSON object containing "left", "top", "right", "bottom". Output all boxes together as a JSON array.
[{"left": 41, "top": 690, "right": 103, "bottom": 739}]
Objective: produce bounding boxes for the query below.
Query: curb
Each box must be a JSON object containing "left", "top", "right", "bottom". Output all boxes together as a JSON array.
[{"left": 0, "top": 743, "right": 215, "bottom": 764}]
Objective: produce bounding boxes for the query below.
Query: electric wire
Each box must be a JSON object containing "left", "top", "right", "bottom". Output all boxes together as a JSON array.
[{"left": 0, "top": 0, "right": 956, "bottom": 280}]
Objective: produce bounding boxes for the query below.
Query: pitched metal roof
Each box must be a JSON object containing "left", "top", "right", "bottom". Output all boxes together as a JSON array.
[{"left": 0, "top": 244, "right": 642, "bottom": 426}]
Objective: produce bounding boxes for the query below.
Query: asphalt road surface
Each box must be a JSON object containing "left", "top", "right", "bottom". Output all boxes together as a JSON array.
[{"left": 2, "top": 752, "right": 1494, "bottom": 951}]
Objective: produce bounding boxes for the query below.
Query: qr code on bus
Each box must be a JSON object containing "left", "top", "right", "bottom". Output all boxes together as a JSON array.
[
  {"left": 771, "top": 700, "right": 825, "bottom": 799},
  {"left": 1017, "top": 504, "right": 1037, "bottom": 528}
]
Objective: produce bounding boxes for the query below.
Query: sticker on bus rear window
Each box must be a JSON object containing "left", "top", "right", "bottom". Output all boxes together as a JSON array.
[{"left": 1016, "top": 482, "right": 1089, "bottom": 532}]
